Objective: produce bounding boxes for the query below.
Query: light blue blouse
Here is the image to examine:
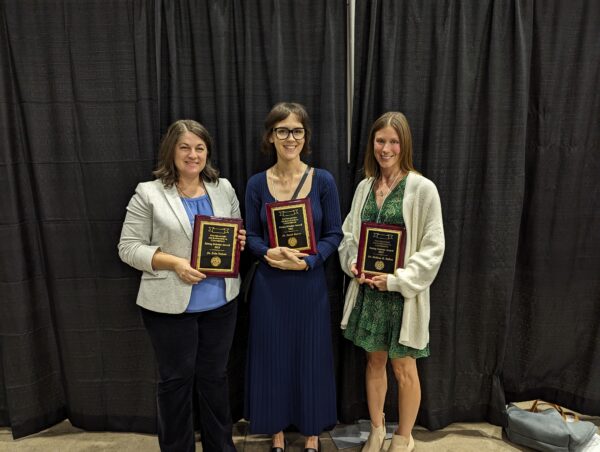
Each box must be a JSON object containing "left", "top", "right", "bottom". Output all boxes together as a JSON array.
[{"left": 181, "top": 195, "right": 228, "bottom": 312}]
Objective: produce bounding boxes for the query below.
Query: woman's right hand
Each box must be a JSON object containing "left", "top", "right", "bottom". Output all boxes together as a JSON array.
[
  {"left": 265, "top": 247, "right": 308, "bottom": 270},
  {"left": 350, "top": 263, "right": 369, "bottom": 285},
  {"left": 173, "top": 257, "right": 207, "bottom": 285}
]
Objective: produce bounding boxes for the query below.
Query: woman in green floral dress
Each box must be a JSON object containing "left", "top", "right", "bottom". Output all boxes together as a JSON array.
[{"left": 338, "top": 112, "right": 445, "bottom": 452}]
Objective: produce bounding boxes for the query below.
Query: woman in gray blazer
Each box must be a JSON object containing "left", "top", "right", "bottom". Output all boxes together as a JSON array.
[{"left": 118, "top": 119, "right": 245, "bottom": 452}]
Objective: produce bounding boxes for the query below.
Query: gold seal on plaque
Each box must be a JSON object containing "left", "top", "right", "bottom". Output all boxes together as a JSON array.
[
  {"left": 210, "top": 256, "right": 222, "bottom": 267},
  {"left": 287, "top": 237, "right": 298, "bottom": 247},
  {"left": 374, "top": 260, "right": 385, "bottom": 271}
]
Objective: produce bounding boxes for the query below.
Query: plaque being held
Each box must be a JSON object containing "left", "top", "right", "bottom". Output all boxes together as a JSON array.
[
  {"left": 356, "top": 221, "right": 406, "bottom": 278},
  {"left": 266, "top": 198, "right": 317, "bottom": 254},
  {"left": 191, "top": 215, "right": 243, "bottom": 277}
]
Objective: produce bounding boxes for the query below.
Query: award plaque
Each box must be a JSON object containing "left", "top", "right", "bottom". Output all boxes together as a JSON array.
[
  {"left": 356, "top": 222, "right": 406, "bottom": 278},
  {"left": 265, "top": 198, "right": 317, "bottom": 254},
  {"left": 190, "top": 215, "right": 243, "bottom": 277}
]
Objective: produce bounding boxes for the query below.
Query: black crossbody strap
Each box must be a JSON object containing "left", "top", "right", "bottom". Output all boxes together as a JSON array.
[{"left": 291, "top": 165, "right": 312, "bottom": 200}]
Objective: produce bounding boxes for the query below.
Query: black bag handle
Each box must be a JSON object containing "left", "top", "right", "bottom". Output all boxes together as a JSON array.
[{"left": 291, "top": 165, "right": 312, "bottom": 200}]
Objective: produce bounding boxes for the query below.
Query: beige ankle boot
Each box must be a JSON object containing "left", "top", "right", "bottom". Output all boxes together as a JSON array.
[
  {"left": 387, "top": 433, "right": 415, "bottom": 452},
  {"left": 361, "top": 415, "right": 386, "bottom": 452}
]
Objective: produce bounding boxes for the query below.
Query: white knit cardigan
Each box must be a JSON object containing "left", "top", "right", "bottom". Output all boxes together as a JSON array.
[{"left": 338, "top": 172, "right": 445, "bottom": 350}]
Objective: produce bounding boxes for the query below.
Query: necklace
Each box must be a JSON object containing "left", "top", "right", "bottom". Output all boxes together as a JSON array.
[
  {"left": 376, "top": 171, "right": 403, "bottom": 198},
  {"left": 268, "top": 163, "right": 307, "bottom": 200},
  {"left": 375, "top": 171, "right": 406, "bottom": 223},
  {"left": 270, "top": 164, "right": 306, "bottom": 184},
  {"left": 176, "top": 181, "right": 203, "bottom": 198},
  {"left": 177, "top": 183, "right": 211, "bottom": 225}
]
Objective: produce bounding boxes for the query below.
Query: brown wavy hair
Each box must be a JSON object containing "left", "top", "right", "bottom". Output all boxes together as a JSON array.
[
  {"left": 363, "top": 111, "right": 417, "bottom": 178},
  {"left": 153, "top": 119, "right": 220, "bottom": 187},
  {"left": 261, "top": 102, "right": 312, "bottom": 155}
]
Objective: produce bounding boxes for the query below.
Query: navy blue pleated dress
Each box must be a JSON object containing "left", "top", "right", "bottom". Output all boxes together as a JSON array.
[{"left": 244, "top": 168, "right": 343, "bottom": 436}]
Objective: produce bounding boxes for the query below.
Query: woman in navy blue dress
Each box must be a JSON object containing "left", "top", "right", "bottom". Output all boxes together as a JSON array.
[{"left": 244, "top": 103, "right": 343, "bottom": 451}]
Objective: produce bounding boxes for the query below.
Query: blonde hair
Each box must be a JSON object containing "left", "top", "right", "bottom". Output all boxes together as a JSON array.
[{"left": 363, "top": 111, "right": 416, "bottom": 178}]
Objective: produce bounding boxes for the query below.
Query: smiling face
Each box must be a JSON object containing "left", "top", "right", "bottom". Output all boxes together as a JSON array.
[
  {"left": 373, "top": 126, "right": 402, "bottom": 172},
  {"left": 174, "top": 131, "right": 207, "bottom": 180},
  {"left": 269, "top": 113, "right": 305, "bottom": 163}
]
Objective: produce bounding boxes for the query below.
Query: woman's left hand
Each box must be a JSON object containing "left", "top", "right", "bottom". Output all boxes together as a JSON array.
[
  {"left": 369, "top": 274, "right": 389, "bottom": 291},
  {"left": 237, "top": 229, "right": 246, "bottom": 251}
]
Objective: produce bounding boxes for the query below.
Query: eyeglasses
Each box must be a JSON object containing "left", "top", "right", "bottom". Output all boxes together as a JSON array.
[{"left": 272, "top": 127, "right": 306, "bottom": 140}]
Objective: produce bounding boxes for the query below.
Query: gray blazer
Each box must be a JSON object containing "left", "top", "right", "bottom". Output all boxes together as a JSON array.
[{"left": 118, "top": 178, "right": 242, "bottom": 314}]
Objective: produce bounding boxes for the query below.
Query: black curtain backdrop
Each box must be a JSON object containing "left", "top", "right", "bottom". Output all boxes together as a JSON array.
[
  {"left": 0, "top": 0, "right": 599, "bottom": 440},
  {"left": 157, "top": 0, "right": 348, "bottom": 425},
  {"left": 0, "top": 0, "right": 347, "bottom": 438},
  {"left": 1, "top": 0, "right": 159, "bottom": 438},
  {"left": 342, "top": 0, "right": 600, "bottom": 430}
]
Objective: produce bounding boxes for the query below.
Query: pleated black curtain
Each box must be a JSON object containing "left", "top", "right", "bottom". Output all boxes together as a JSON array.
[
  {"left": 0, "top": 0, "right": 347, "bottom": 438},
  {"left": 340, "top": 0, "right": 600, "bottom": 430},
  {"left": 1, "top": 0, "right": 599, "bottom": 441},
  {"left": 160, "top": 0, "right": 347, "bottom": 190},
  {"left": 0, "top": 0, "right": 159, "bottom": 438},
  {"left": 157, "top": 0, "right": 347, "bottom": 422},
  {"left": 503, "top": 0, "right": 600, "bottom": 414}
]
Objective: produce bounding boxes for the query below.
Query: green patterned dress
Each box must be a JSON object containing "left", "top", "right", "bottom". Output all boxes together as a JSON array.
[{"left": 343, "top": 178, "right": 430, "bottom": 359}]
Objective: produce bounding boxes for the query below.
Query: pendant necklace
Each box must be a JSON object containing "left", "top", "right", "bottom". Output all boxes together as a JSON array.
[
  {"left": 375, "top": 171, "right": 403, "bottom": 223},
  {"left": 176, "top": 182, "right": 198, "bottom": 198},
  {"left": 376, "top": 171, "right": 401, "bottom": 198},
  {"left": 268, "top": 163, "right": 306, "bottom": 201}
]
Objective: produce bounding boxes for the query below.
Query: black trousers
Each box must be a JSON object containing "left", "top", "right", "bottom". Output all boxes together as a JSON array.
[{"left": 141, "top": 300, "right": 238, "bottom": 452}]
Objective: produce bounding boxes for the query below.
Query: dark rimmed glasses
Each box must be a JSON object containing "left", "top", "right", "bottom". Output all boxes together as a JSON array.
[{"left": 272, "top": 127, "right": 306, "bottom": 140}]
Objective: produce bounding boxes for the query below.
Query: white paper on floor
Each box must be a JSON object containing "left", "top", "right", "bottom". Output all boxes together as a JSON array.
[
  {"left": 329, "top": 420, "right": 397, "bottom": 449},
  {"left": 580, "top": 434, "right": 600, "bottom": 452}
]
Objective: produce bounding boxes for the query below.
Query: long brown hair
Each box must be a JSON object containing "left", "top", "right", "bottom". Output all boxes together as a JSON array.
[
  {"left": 363, "top": 112, "right": 416, "bottom": 178},
  {"left": 153, "top": 119, "right": 220, "bottom": 187},
  {"left": 261, "top": 102, "right": 312, "bottom": 155}
]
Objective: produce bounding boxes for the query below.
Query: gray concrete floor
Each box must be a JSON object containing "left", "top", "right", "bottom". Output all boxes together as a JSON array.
[
  {"left": 1, "top": 402, "right": 598, "bottom": 451},
  {"left": 0, "top": 419, "right": 524, "bottom": 451}
]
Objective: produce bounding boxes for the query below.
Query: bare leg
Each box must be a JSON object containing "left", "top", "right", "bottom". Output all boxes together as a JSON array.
[
  {"left": 305, "top": 435, "right": 319, "bottom": 449},
  {"left": 366, "top": 351, "right": 388, "bottom": 426},
  {"left": 390, "top": 357, "right": 420, "bottom": 438},
  {"left": 272, "top": 431, "right": 285, "bottom": 449}
]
